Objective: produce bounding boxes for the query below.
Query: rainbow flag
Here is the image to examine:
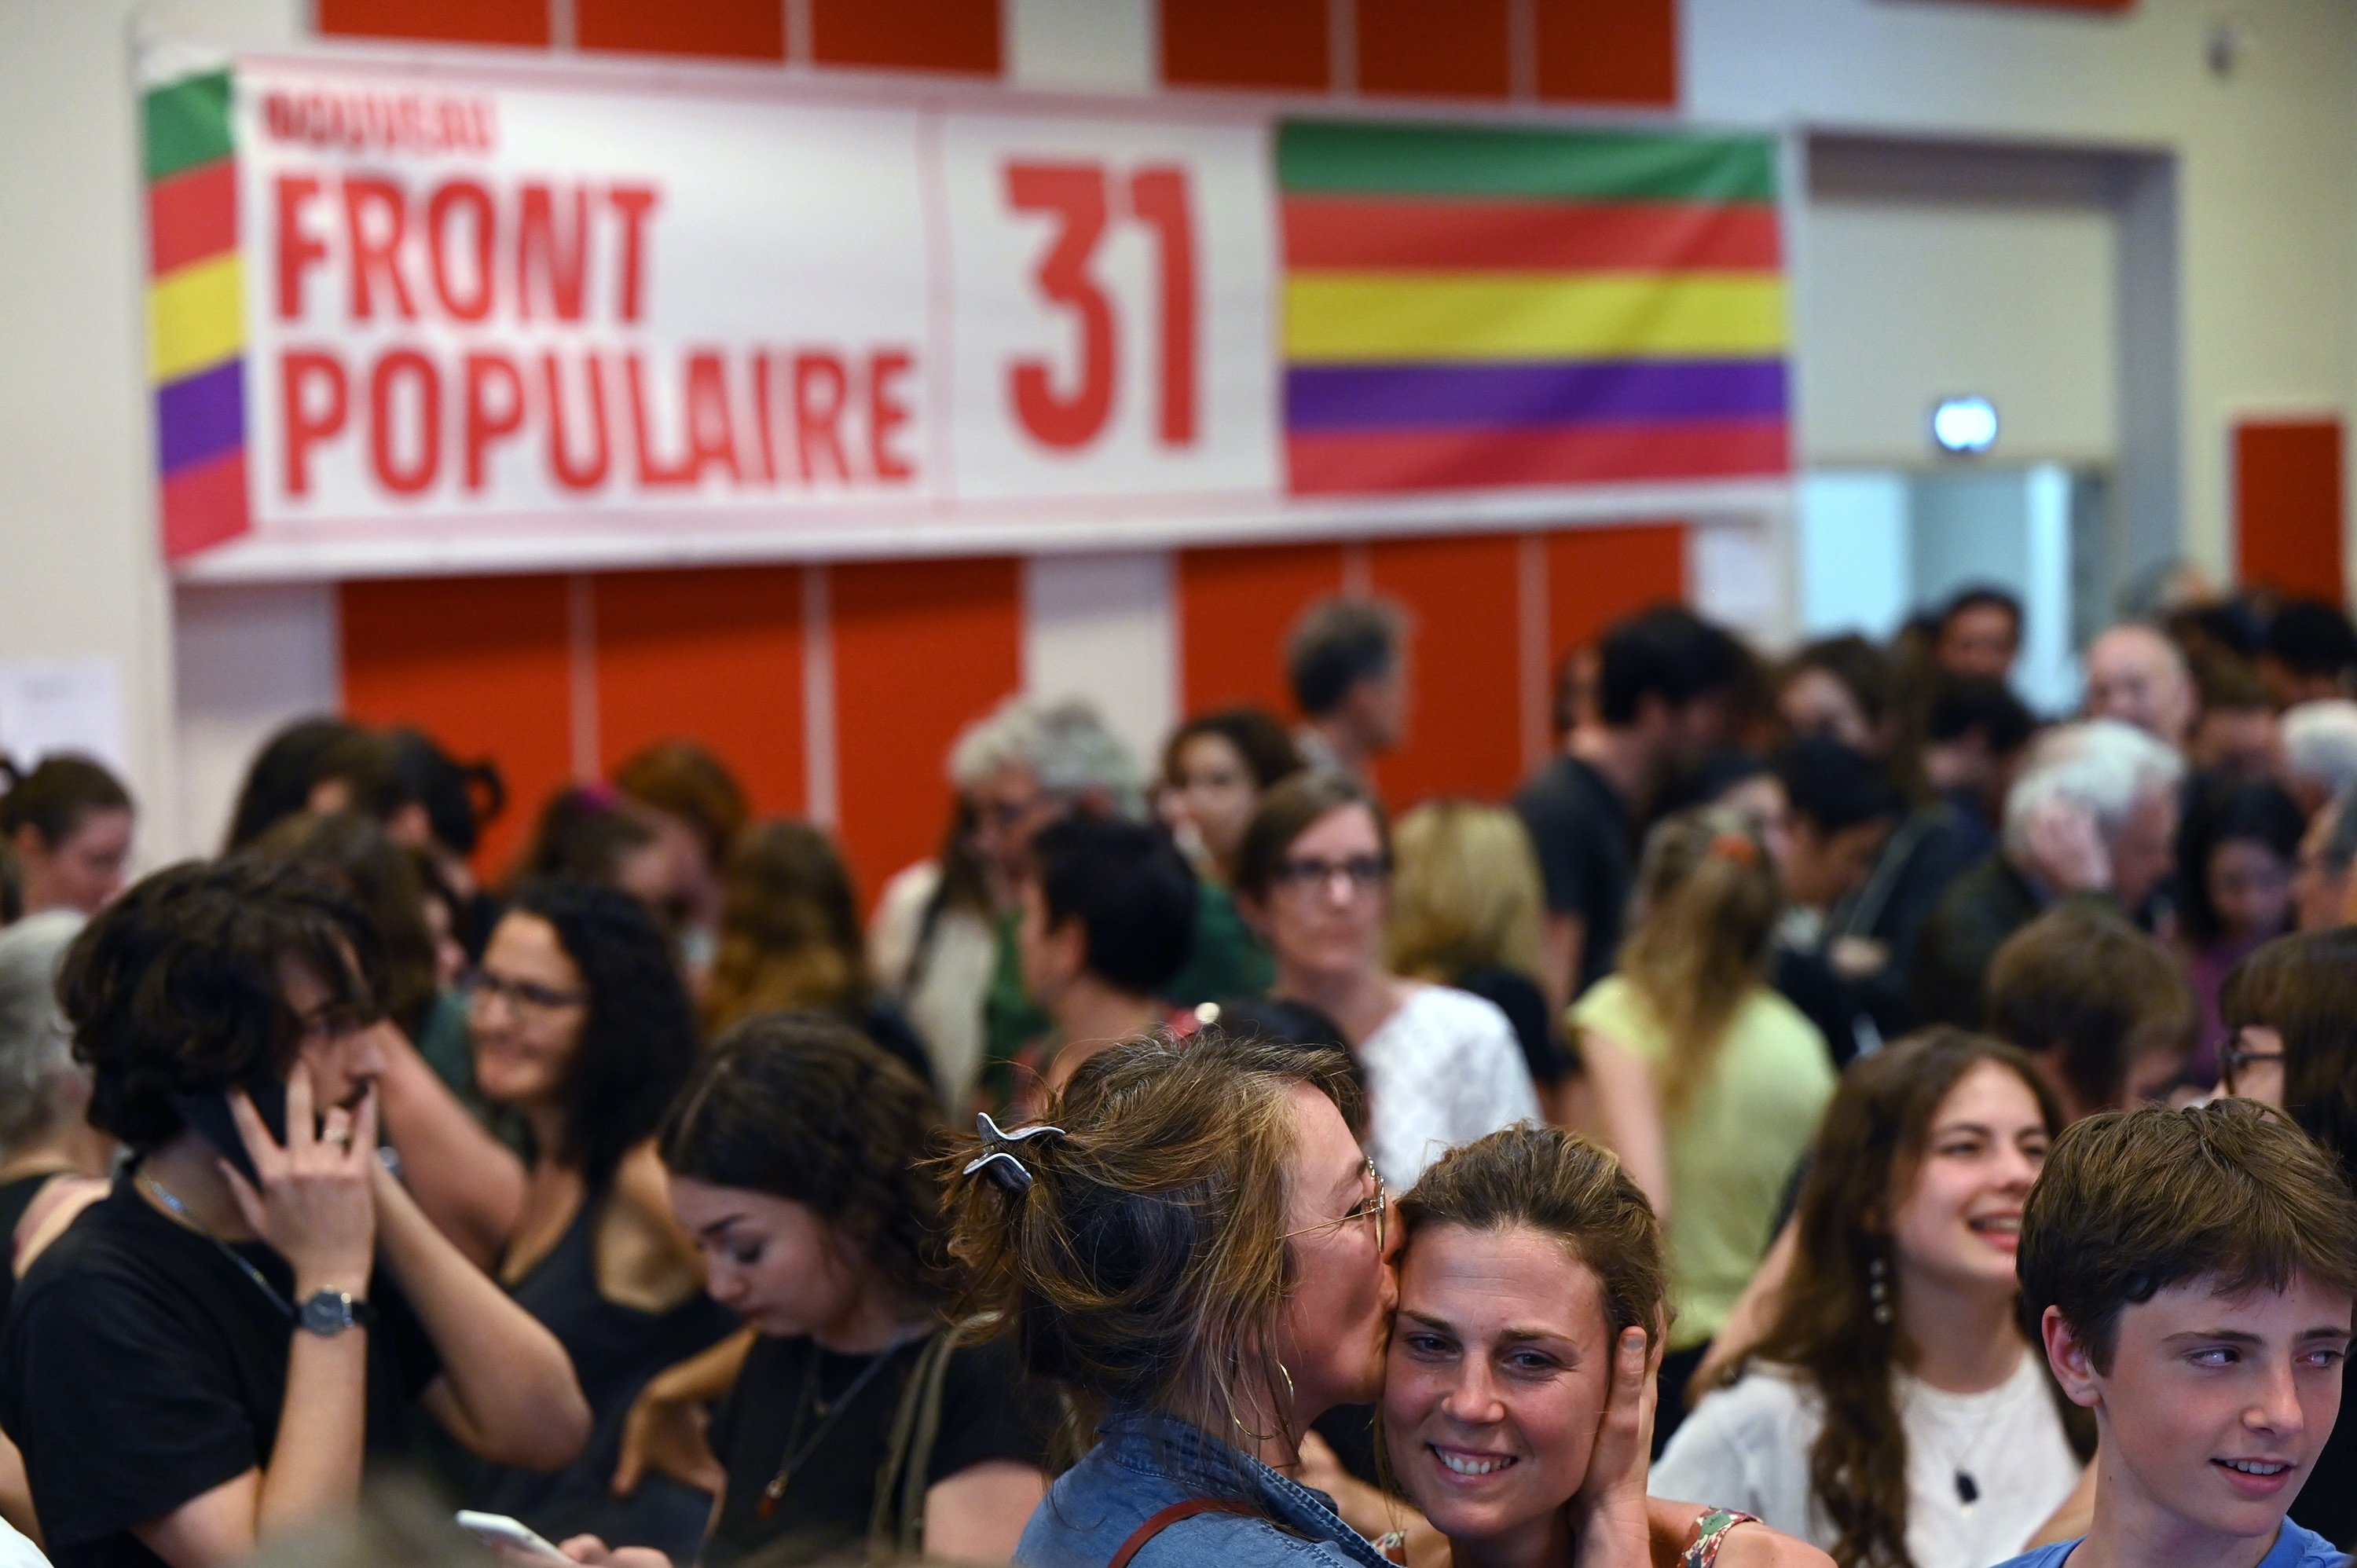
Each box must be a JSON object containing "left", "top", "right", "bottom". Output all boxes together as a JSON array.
[
  {"left": 1278, "top": 119, "right": 1790, "bottom": 496},
  {"left": 145, "top": 66, "right": 251, "bottom": 559}
]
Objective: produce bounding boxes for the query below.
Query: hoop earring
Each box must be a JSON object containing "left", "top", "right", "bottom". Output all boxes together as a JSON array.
[{"left": 1868, "top": 1255, "right": 1894, "bottom": 1327}]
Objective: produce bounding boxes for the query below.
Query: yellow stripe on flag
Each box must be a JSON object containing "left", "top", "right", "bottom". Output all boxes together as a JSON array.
[
  {"left": 148, "top": 255, "right": 244, "bottom": 383},
  {"left": 1285, "top": 270, "right": 1787, "bottom": 363}
]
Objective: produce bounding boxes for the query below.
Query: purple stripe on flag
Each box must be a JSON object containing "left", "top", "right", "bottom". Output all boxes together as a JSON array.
[
  {"left": 1285, "top": 358, "right": 1787, "bottom": 432},
  {"left": 157, "top": 357, "right": 244, "bottom": 474}
]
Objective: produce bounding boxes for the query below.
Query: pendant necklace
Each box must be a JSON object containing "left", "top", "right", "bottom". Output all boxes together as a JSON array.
[{"left": 756, "top": 1325, "right": 929, "bottom": 1519}]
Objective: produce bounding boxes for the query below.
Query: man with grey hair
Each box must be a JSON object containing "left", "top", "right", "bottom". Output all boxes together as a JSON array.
[
  {"left": 2292, "top": 781, "right": 2357, "bottom": 932},
  {"left": 1912, "top": 719, "right": 2186, "bottom": 1027},
  {"left": 2279, "top": 699, "right": 2357, "bottom": 815},
  {"left": 937, "top": 694, "right": 1270, "bottom": 1099},
  {"left": 1286, "top": 595, "right": 1409, "bottom": 782}
]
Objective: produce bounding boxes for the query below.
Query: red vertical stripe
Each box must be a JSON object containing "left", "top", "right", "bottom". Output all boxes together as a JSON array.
[
  {"left": 593, "top": 567, "right": 806, "bottom": 816},
  {"left": 829, "top": 558, "right": 1022, "bottom": 914},
  {"left": 1369, "top": 534, "right": 1523, "bottom": 808},
  {"left": 2234, "top": 419, "right": 2347, "bottom": 603},
  {"left": 340, "top": 575, "right": 575, "bottom": 879},
  {"left": 577, "top": 0, "right": 786, "bottom": 59},
  {"left": 811, "top": 0, "right": 1002, "bottom": 75},
  {"left": 1177, "top": 540, "right": 1349, "bottom": 721},
  {"left": 316, "top": 0, "right": 551, "bottom": 46},
  {"left": 1160, "top": 0, "right": 1332, "bottom": 90},
  {"left": 1534, "top": 0, "right": 1677, "bottom": 107},
  {"left": 1358, "top": 0, "right": 1512, "bottom": 98}
]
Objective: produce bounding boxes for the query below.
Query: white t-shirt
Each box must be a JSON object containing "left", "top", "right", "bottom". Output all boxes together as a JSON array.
[
  {"left": 1358, "top": 984, "right": 1541, "bottom": 1185},
  {"left": 1651, "top": 1350, "right": 2082, "bottom": 1568}
]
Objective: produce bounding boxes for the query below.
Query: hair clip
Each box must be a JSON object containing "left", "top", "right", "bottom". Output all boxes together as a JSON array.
[
  {"left": 1707, "top": 830, "right": 1759, "bottom": 868},
  {"left": 962, "top": 1112, "right": 1065, "bottom": 1195}
]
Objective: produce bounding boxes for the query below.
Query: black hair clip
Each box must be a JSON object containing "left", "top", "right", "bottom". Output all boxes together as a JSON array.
[{"left": 963, "top": 1112, "right": 1065, "bottom": 1195}]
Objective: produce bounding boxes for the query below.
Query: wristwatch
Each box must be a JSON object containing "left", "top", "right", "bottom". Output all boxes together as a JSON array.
[{"left": 296, "top": 1289, "right": 378, "bottom": 1337}]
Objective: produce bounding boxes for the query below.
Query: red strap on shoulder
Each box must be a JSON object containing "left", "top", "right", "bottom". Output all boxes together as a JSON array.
[{"left": 1109, "top": 1499, "right": 1258, "bottom": 1568}]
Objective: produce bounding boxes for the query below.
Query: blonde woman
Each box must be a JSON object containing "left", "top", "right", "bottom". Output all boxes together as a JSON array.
[
  {"left": 1386, "top": 800, "right": 1578, "bottom": 1115},
  {"left": 1575, "top": 807, "right": 1836, "bottom": 1449}
]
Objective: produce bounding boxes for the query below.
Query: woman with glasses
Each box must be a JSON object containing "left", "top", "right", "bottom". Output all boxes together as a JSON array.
[
  {"left": 462, "top": 881, "right": 738, "bottom": 1563},
  {"left": 1235, "top": 771, "right": 1538, "bottom": 1186},
  {"left": 2218, "top": 927, "right": 2357, "bottom": 1550}
]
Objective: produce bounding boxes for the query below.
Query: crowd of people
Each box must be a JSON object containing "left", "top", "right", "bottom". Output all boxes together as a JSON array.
[{"left": 0, "top": 574, "right": 2349, "bottom": 1568}]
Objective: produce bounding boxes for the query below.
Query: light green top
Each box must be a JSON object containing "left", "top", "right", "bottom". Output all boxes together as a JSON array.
[{"left": 1572, "top": 976, "right": 1835, "bottom": 1350}]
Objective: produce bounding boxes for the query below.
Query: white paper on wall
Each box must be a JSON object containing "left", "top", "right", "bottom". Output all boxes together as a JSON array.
[{"left": 0, "top": 658, "right": 130, "bottom": 776}]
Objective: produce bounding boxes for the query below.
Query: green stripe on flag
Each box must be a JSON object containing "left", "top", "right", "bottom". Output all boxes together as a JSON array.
[
  {"left": 1278, "top": 120, "right": 1777, "bottom": 204},
  {"left": 145, "top": 70, "right": 233, "bottom": 182}
]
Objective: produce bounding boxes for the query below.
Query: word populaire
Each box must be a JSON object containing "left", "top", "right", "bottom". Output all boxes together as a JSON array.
[{"left": 267, "top": 172, "right": 918, "bottom": 503}]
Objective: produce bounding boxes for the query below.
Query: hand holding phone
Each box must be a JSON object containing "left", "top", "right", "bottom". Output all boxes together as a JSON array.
[{"left": 216, "top": 1068, "right": 379, "bottom": 1297}]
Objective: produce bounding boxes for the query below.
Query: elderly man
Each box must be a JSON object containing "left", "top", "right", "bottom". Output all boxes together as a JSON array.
[
  {"left": 2083, "top": 623, "right": 2196, "bottom": 753},
  {"left": 2292, "top": 782, "right": 2357, "bottom": 932},
  {"left": 1911, "top": 718, "right": 2185, "bottom": 1028}
]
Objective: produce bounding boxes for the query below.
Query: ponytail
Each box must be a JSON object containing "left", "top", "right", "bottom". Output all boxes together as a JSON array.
[{"left": 1618, "top": 807, "right": 1780, "bottom": 1114}]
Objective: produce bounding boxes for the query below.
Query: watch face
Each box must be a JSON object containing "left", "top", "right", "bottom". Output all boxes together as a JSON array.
[{"left": 299, "top": 1291, "right": 355, "bottom": 1335}]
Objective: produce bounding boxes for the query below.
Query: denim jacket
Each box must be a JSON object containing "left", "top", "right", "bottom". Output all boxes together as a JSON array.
[{"left": 1015, "top": 1407, "right": 1395, "bottom": 1568}]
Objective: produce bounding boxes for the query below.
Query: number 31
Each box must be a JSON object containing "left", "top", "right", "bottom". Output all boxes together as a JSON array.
[{"left": 1004, "top": 161, "right": 1197, "bottom": 452}]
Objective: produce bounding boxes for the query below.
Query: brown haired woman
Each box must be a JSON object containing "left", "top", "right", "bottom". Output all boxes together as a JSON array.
[
  {"left": 1653, "top": 1030, "right": 2088, "bottom": 1568},
  {"left": 948, "top": 1028, "right": 1458, "bottom": 1568},
  {"left": 1386, "top": 1126, "right": 1831, "bottom": 1568},
  {"left": 700, "top": 820, "right": 938, "bottom": 1097},
  {"left": 1573, "top": 807, "right": 1836, "bottom": 1441},
  {"left": 1237, "top": 773, "right": 1539, "bottom": 1187},
  {"left": 560, "top": 1015, "right": 1055, "bottom": 1568}
]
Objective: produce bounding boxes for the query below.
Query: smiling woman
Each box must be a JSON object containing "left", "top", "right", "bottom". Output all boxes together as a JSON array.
[{"left": 1655, "top": 1029, "right": 2088, "bottom": 1568}]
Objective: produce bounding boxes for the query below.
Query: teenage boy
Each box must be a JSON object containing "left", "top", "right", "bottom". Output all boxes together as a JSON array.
[
  {"left": 1996, "top": 1099, "right": 2357, "bottom": 1568},
  {"left": 0, "top": 859, "right": 590, "bottom": 1568}
]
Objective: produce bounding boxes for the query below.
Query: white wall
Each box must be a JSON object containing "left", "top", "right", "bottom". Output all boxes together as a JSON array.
[
  {"left": 1800, "top": 192, "right": 2120, "bottom": 468},
  {"left": 1688, "top": 0, "right": 2357, "bottom": 584}
]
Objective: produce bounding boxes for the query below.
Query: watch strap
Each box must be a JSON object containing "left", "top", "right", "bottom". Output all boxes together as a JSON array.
[{"left": 296, "top": 1289, "right": 377, "bottom": 1335}]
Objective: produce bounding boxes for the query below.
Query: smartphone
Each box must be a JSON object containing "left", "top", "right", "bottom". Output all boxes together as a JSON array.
[
  {"left": 169, "top": 1081, "right": 289, "bottom": 1189},
  {"left": 454, "top": 1511, "right": 573, "bottom": 1565}
]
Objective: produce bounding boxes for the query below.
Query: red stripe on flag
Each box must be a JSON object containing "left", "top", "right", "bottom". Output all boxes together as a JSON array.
[
  {"left": 150, "top": 158, "right": 237, "bottom": 277},
  {"left": 1283, "top": 196, "right": 1780, "bottom": 272},
  {"left": 161, "top": 446, "right": 251, "bottom": 559},
  {"left": 1286, "top": 419, "right": 1790, "bottom": 494}
]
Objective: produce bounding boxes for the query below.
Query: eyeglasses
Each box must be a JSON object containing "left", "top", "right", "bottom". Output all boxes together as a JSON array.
[
  {"left": 1271, "top": 855, "right": 1392, "bottom": 897},
  {"left": 2222, "top": 1042, "right": 2286, "bottom": 1086},
  {"left": 461, "top": 969, "right": 588, "bottom": 1015},
  {"left": 295, "top": 1002, "right": 375, "bottom": 1046},
  {"left": 1284, "top": 1158, "right": 1388, "bottom": 1254}
]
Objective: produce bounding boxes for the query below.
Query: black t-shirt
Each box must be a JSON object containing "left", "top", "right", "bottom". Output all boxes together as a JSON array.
[
  {"left": 1512, "top": 755, "right": 1633, "bottom": 997},
  {"left": 703, "top": 1330, "right": 1058, "bottom": 1568},
  {"left": 0, "top": 1176, "right": 441, "bottom": 1568}
]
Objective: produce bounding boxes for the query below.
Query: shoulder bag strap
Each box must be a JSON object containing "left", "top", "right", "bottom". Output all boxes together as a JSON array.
[{"left": 1109, "top": 1500, "right": 1259, "bottom": 1568}]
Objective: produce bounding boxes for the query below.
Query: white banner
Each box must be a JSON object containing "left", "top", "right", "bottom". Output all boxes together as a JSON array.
[{"left": 143, "top": 47, "right": 1791, "bottom": 580}]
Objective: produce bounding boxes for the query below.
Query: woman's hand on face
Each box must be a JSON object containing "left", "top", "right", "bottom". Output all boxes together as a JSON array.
[
  {"left": 556, "top": 1535, "right": 673, "bottom": 1568},
  {"left": 1568, "top": 1325, "right": 1658, "bottom": 1568},
  {"left": 221, "top": 1069, "right": 379, "bottom": 1297}
]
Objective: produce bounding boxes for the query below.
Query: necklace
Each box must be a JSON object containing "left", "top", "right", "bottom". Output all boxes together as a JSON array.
[
  {"left": 1914, "top": 1361, "right": 2021, "bottom": 1508},
  {"left": 756, "top": 1326, "right": 929, "bottom": 1519},
  {"left": 141, "top": 1173, "right": 295, "bottom": 1322}
]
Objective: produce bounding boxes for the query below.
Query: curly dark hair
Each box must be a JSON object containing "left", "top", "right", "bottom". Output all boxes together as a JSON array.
[
  {"left": 659, "top": 1013, "right": 951, "bottom": 1313},
  {"left": 503, "top": 880, "right": 699, "bottom": 1185},
  {"left": 63, "top": 859, "right": 384, "bottom": 1152},
  {"left": 245, "top": 811, "right": 439, "bottom": 1038}
]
